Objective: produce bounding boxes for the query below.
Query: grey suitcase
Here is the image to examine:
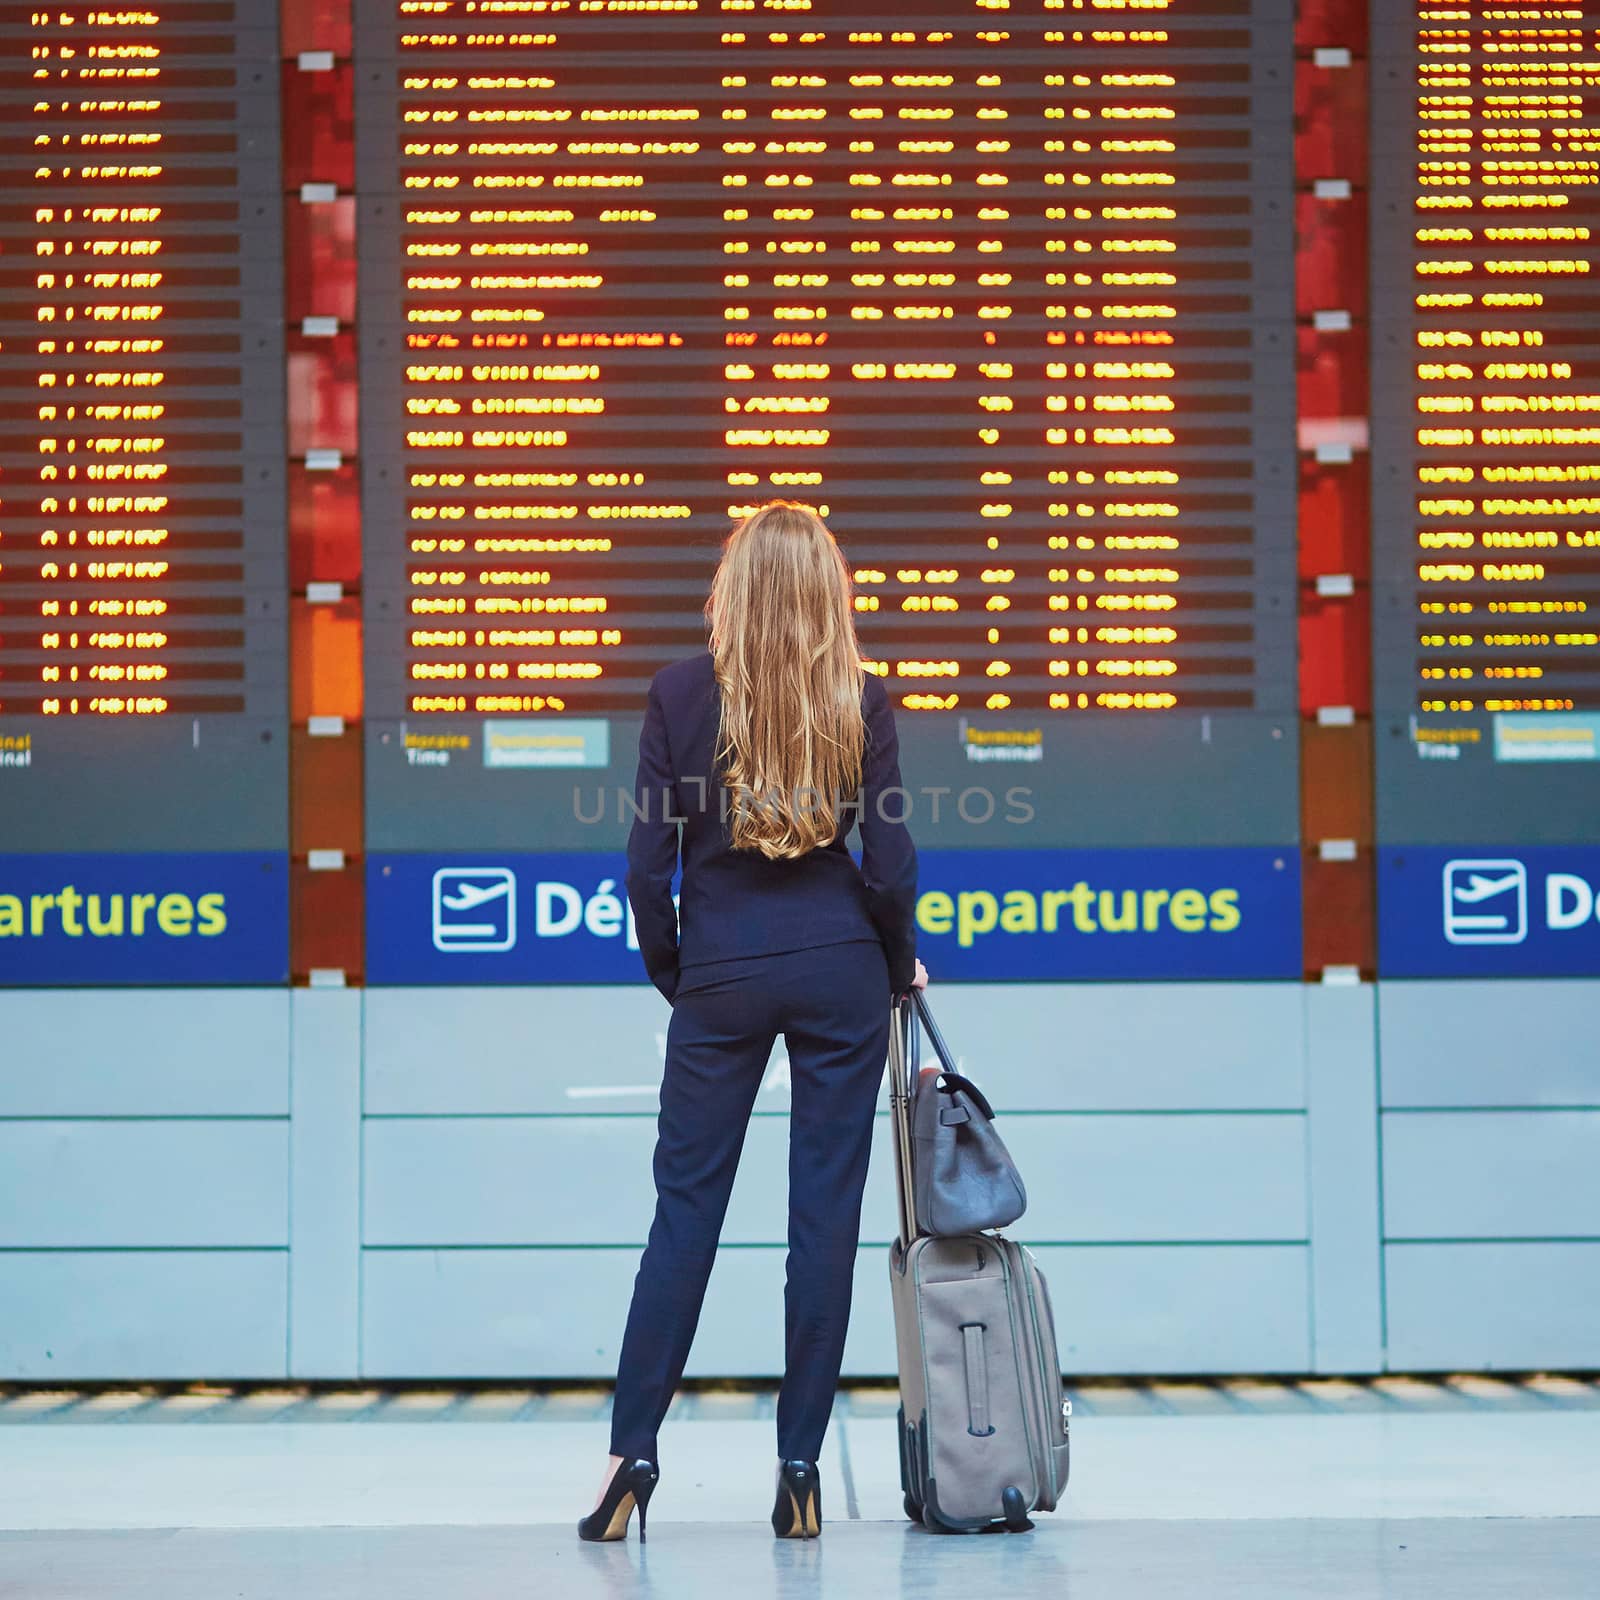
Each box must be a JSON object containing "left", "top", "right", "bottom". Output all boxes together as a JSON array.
[{"left": 887, "top": 994, "right": 1071, "bottom": 1533}]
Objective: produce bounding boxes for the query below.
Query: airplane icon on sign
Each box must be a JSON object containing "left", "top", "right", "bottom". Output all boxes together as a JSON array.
[
  {"left": 1442, "top": 859, "right": 1527, "bottom": 946},
  {"left": 432, "top": 867, "right": 517, "bottom": 952},
  {"left": 441, "top": 880, "right": 509, "bottom": 912}
]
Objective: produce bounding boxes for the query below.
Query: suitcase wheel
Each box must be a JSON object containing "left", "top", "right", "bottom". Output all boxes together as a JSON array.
[
  {"left": 1001, "top": 1485, "right": 1035, "bottom": 1533},
  {"left": 903, "top": 1492, "right": 923, "bottom": 1523}
]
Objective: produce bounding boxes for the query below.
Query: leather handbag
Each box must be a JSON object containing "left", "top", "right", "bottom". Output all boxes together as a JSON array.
[{"left": 904, "top": 991, "right": 1027, "bottom": 1237}]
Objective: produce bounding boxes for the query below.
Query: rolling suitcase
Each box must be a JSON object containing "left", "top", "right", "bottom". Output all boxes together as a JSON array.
[{"left": 887, "top": 992, "right": 1071, "bottom": 1533}]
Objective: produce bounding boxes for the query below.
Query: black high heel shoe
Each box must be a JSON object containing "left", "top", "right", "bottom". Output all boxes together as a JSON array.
[
  {"left": 577, "top": 1459, "right": 659, "bottom": 1543},
  {"left": 771, "top": 1459, "right": 822, "bottom": 1539}
]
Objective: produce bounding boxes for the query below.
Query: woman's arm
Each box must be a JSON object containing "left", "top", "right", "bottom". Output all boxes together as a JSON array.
[
  {"left": 858, "top": 676, "right": 919, "bottom": 991},
  {"left": 624, "top": 678, "right": 681, "bottom": 1001}
]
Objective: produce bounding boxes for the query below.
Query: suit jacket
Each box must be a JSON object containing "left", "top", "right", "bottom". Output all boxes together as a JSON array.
[{"left": 624, "top": 651, "right": 918, "bottom": 1001}]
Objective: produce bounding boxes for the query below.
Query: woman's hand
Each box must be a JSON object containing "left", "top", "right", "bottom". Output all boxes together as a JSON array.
[{"left": 911, "top": 959, "right": 929, "bottom": 990}]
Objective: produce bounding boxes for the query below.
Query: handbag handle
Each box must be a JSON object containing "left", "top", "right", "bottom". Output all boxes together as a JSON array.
[
  {"left": 923, "top": 1070, "right": 997, "bottom": 1123},
  {"left": 905, "top": 993, "right": 997, "bottom": 1119},
  {"left": 909, "top": 988, "right": 959, "bottom": 1076}
]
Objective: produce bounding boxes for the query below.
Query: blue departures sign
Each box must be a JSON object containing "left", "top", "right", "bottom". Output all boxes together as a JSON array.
[
  {"left": 903, "top": 848, "right": 1300, "bottom": 981},
  {"left": 1378, "top": 846, "right": 1600, "bottom": 979},
  {"left": 366, "top": 848, "right": 1303, "bottom": 984},
  {"left": 0, "top": 854, "right": 290, "bottom": 986}
]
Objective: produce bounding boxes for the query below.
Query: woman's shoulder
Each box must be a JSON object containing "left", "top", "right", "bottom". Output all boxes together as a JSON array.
[{"left": 650, "top": 650, "right": 716, "bottom": 702}]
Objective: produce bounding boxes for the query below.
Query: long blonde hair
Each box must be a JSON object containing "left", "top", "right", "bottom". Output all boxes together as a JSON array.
[{"left": 707, "top": 501, "right": 866, "bottom": 859}]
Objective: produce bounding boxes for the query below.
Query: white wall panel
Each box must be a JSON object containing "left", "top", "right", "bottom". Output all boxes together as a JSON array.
[
  {"left": 1385, "top": 1243, "right": 1600, "bottom": 1371},
  {"left": 1382, "top": 1111, "right": 1600, "bottom": 1240},
  {"left": 0, "top": 990, "right": 290, "bottom": 1117},
  {"left": 1, "top": 977, "right": 1595, "bottom": 1380},
  {"left": 0, "top": 1121, "right": 287, "bottom": 1248},
  {"left": 362, "top": 1112, "right": 1306, "bottom": 1247},
  {"left": 360, "top": 1242, "right": 1311, "bottom": 1379},
  {"left": 290, "top": 990, "right": 362, "bottom": 1378},
  {"left": 1378, "top": 981, "right": 1600, "bottom": 1109},
  {"left": 0, "top": 1251, "right": 287, "bottom": 1380},
  {"left": 362, "top": 982, "right": 1308, "bottom": 1115},
  {"left": 1304, "top": 984, "right": 1382, "bottom": 1372}
]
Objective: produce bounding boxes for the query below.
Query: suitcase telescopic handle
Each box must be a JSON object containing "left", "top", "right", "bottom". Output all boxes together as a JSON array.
[
  {"left": 888, "top": 990, "right": 975, "bottom": 1251},
  {"left": 888, "top": 993, "right": 918, "bottom": 1250},
  {"left": 888, "top": 991, "right": 964, "bottom": 1251}
]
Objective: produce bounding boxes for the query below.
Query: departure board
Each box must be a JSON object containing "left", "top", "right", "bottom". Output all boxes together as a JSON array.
[
  {"left": 0, "top": 3, "right": 287, "bottom": 851},
  {"left": 355, "top": 0, "right": 1296, "bottom": 852},
  {"left": 1372, "top": 0, "right": 1600, "bottom": 842}
]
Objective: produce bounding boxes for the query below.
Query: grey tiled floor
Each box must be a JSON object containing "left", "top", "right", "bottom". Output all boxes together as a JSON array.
[
  {"left": 5, "top": 1519, "right": 1600, "bottom": 1600},
  {"left": 2, "top": 1380, "right": 1597, "bottom": 1597}
]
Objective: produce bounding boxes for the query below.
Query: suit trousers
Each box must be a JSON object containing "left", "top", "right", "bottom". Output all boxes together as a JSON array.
[{"left": 609, "top": 938, "right": 891, "bottom": 1464}]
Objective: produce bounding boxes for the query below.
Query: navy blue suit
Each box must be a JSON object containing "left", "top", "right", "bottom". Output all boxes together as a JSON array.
[
  {"left": 624, "top": 650, "right": 918, "bottom": 998},
  {"left": 610, "top": 652, "right": 918, "bottom": 1464}
]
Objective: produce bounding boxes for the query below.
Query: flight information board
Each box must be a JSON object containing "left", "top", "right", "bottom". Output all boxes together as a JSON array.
[
  {"left": 355, "top": 0, "right": 1298, "bottom": 854},
  {"left": 0, "top": 2, "right": 287, "bottom": 854},
  {"left": 1372, "top": 0, "right": 1600, "bottom": 844}
]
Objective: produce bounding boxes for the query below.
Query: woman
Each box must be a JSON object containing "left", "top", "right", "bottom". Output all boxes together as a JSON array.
[{"left": 578, "top": 501, "right": 925, "bottom": 1544}]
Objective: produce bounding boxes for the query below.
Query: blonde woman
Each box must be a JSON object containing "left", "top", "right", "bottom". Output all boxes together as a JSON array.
[{"left": 578, "top": 501, "right": 925, "bottom": 1544}]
